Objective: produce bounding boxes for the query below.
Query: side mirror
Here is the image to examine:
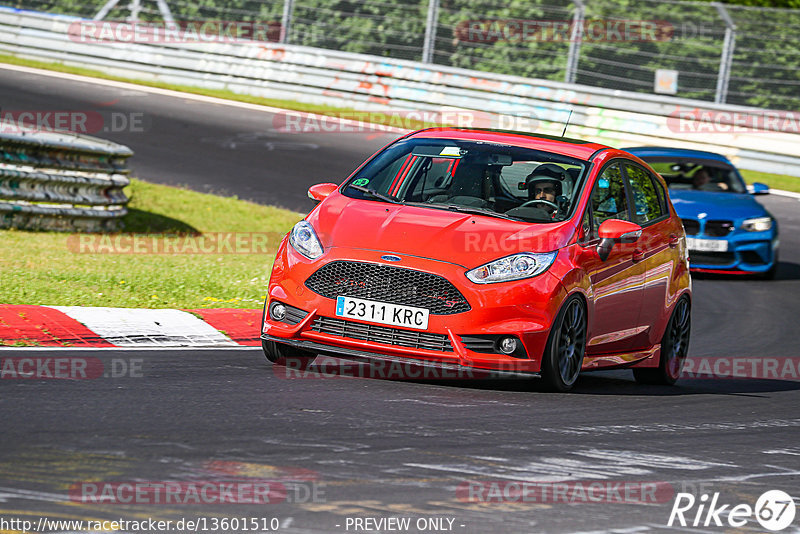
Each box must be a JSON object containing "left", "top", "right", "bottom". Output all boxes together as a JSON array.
[
  {"left": 597, "top": 219, "right": 642, "bottom": 261},
  {"left": 751, "top": 182, "right": 770, "bottom": 195},
  {"left": 307, "top": 183, "right": 338, "bottom": 204}
]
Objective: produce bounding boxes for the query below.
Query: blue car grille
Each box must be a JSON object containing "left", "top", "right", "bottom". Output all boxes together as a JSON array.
[
  {"left": 689, "top": 252, "right": 735, "bottom": 266},
  {"left": 681, "top": 219, "right": 700, "bottom": 236},
  {"left": 681, "top": 218, "right": 734, "bottom": 237},
  {"left": 704, "top": 220, "right": 735, "bottom": 237}
]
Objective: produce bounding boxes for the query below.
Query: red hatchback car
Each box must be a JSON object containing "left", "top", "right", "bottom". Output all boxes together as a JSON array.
[{"left": 261, "top": 129, "right": 691, "bottom": 391}]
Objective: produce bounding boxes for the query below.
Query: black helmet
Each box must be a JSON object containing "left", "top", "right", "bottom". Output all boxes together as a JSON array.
[{"left": 526, "top": 163, "right": 567, "bottom": 199}]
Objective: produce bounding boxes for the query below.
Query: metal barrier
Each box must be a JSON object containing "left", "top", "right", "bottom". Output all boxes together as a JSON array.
[
  {"left": 16, "top": 0, "right": 800, "bottom": 110},
  {"left": 1, "top": 7, "right": 798, "bottom": 178},
  {"left": 0, "top": 128, "right": 132, "bottom": 232}
]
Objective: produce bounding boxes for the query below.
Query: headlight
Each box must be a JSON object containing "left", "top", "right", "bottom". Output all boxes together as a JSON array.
[
  {"left": 466, "top": 252, "right": 556, "bottom": 284},
  {"left": 741, "top": 216, "right": 773, "bottom": 232},
  {"left": 289, "top": 221, "right": 323, "bottom": 259}
]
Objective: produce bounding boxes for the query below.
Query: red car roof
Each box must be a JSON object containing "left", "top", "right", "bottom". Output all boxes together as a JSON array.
[{"left": 407, "top": 128, "right": 612, "bottom": 161}]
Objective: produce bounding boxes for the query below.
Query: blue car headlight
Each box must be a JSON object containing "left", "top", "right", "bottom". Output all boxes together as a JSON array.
[
  {"left": 466, "top": 252, "right": 556, "bottom": 284},
  {"left": 289, "top": 221, "right": 323, "bottom": 259},
  {"left": 741, "top": 216, "right": 773, "bottom": 232}
]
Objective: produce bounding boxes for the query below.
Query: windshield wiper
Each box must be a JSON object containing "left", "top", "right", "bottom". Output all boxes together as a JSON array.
[
  {"left": 441, "top": 204, "right": 520, "bottom": 222},
  {"left": 347, "top": 184, "right": 402, "bottom": 204}
]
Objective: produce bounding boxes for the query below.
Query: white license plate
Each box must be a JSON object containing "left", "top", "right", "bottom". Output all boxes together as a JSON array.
[
  {"left": 335, "top": 296, "right": 429, "bottom": 330},
  {"left": 686, "top": 237, "right": 728, "bottom": 252}
]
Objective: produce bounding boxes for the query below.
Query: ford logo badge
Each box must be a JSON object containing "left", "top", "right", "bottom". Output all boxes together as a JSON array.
[{"left": 381, "top": 255, "right": 402, "bottom": 262}]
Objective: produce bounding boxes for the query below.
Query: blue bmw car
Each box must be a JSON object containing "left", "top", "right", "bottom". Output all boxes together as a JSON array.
[{"left": 626, "top": 147, "right": 778, "bottom": 278}]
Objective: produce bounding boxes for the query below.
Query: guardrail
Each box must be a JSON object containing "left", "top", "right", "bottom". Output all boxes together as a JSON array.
[
  {"left": 1, "top": 7, "right": 798, "bottom": 178},
  {"left": 0, "top": 129, "right": 132, "bottom": 232}
]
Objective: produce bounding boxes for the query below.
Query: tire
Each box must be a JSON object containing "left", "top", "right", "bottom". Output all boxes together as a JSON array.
[
  {"left": 633, "top": 296, "right": 691, "bottom": 385},
  {"left": 262, "top": 339, "right": 317, "bottom": 371},
  {"left": 541, "top": 296, "right": 587, "bottom": 392}
]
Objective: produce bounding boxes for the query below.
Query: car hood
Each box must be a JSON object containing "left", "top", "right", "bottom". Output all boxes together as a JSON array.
[
  {"left": 668, "top": 190, "right": 769, "bottom": 222},
  {"left": 308, "top": 193, "right": 574, "bottom": 267}
]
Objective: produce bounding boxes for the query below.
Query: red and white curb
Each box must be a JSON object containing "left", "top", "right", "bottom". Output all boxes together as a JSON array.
[{"left": 0, "top": 304, "right": 262, "bottom": 348}]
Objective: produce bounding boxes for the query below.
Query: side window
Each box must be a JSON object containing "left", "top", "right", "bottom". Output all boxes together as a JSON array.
[
  {"left": 625, "top": 164, "right": 666, "bottom": 224},
  {"left": 590, "top": 164, "right": 629, "bottom": 234}
]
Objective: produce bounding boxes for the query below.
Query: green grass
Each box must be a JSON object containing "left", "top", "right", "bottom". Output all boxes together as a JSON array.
[
  {"left": 0, "top": 180, "right": 303, "bottom": 309},
  {"left": 739, "top": 169, "right": 800, "bottom": 194}
]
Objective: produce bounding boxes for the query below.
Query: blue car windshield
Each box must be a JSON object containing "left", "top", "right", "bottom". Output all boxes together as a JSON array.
[
  {"left": 644, "top": 158, "right": 747, "bottom": 194},
  {"left": 342, "top": 138, "right": 589, "bottom": 223}
]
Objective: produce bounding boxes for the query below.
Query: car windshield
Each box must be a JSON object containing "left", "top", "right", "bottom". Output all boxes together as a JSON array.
[
  {"left": 643, "top": 158, "right": 747, "bottom": 194},
  {"left": 342, "top": 138, "right": 589, "bottom": 223}
]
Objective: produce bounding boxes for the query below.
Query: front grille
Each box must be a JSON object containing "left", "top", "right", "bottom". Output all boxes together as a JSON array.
[
  {"left": 311, "top": 316, "right": 453, "bottom": 352},
  {"left": 305, "top": 261, "right": 470, "bottom": 315},
  {"left": 689, "top": 252, "right": 735, "bottom": 266},
  {"left": 704, "top": 220, "right": 734, "bottom": 237},
  {"left": 681, "top": 218, "right": 700, "bottom": 236}
]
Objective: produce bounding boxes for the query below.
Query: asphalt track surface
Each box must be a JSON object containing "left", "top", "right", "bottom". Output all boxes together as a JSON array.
[
  {"left": 2, "top": 67, "right": 800, "bottom": 533},
  {"left": 0, "top": 67, "right": 397, "bottom": 212}
]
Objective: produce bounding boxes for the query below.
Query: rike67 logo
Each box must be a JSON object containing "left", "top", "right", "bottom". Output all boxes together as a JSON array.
[{"left": 669, "top": 490, "right": 796, "bottom": 531}]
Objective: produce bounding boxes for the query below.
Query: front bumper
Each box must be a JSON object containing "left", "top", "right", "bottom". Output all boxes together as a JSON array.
[
  {"left": 261, "top": 334, "right": 540, "bottom": 378},
  {"left": 263, "top": 244, "right": 567, "bottom": 374},
  {"left": 688, "top": 233, "right": 778, "bottom": 274}
]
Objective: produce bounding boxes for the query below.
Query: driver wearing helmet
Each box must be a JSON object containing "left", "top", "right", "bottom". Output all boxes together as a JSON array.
[{"left": 525, "top": 164, "right": 567, "bottom": 215}]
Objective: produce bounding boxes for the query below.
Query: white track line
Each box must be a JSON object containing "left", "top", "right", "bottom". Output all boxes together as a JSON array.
[
  {"left": 769, "top": 189, "right": 800, "bottom": 200},
  {"left": 0, "top": 62, "right": 408, "bottom": 132}
]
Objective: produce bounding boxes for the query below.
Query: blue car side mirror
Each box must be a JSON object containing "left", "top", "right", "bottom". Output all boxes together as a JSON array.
[{"left": 751, "top": 182, "right": 770, "bottom": 195}]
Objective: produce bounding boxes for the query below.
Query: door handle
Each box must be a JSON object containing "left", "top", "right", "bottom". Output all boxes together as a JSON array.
[
  {"left": 632, "top": 249, "right": 644, "bottom": 263},
  {"left": 668, "top": 234, "right": 679, "bottom": 248}
]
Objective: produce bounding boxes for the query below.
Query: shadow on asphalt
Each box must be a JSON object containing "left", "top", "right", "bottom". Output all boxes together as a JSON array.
[
  {"left": 691, "top": 261, "right": 800, "bottom": 282},
  {"left": 284, "top": 360, "right": 800, "bottom": 396},
  {"left": 407, "top": 374, "right": 800, "bottom": 396}
]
